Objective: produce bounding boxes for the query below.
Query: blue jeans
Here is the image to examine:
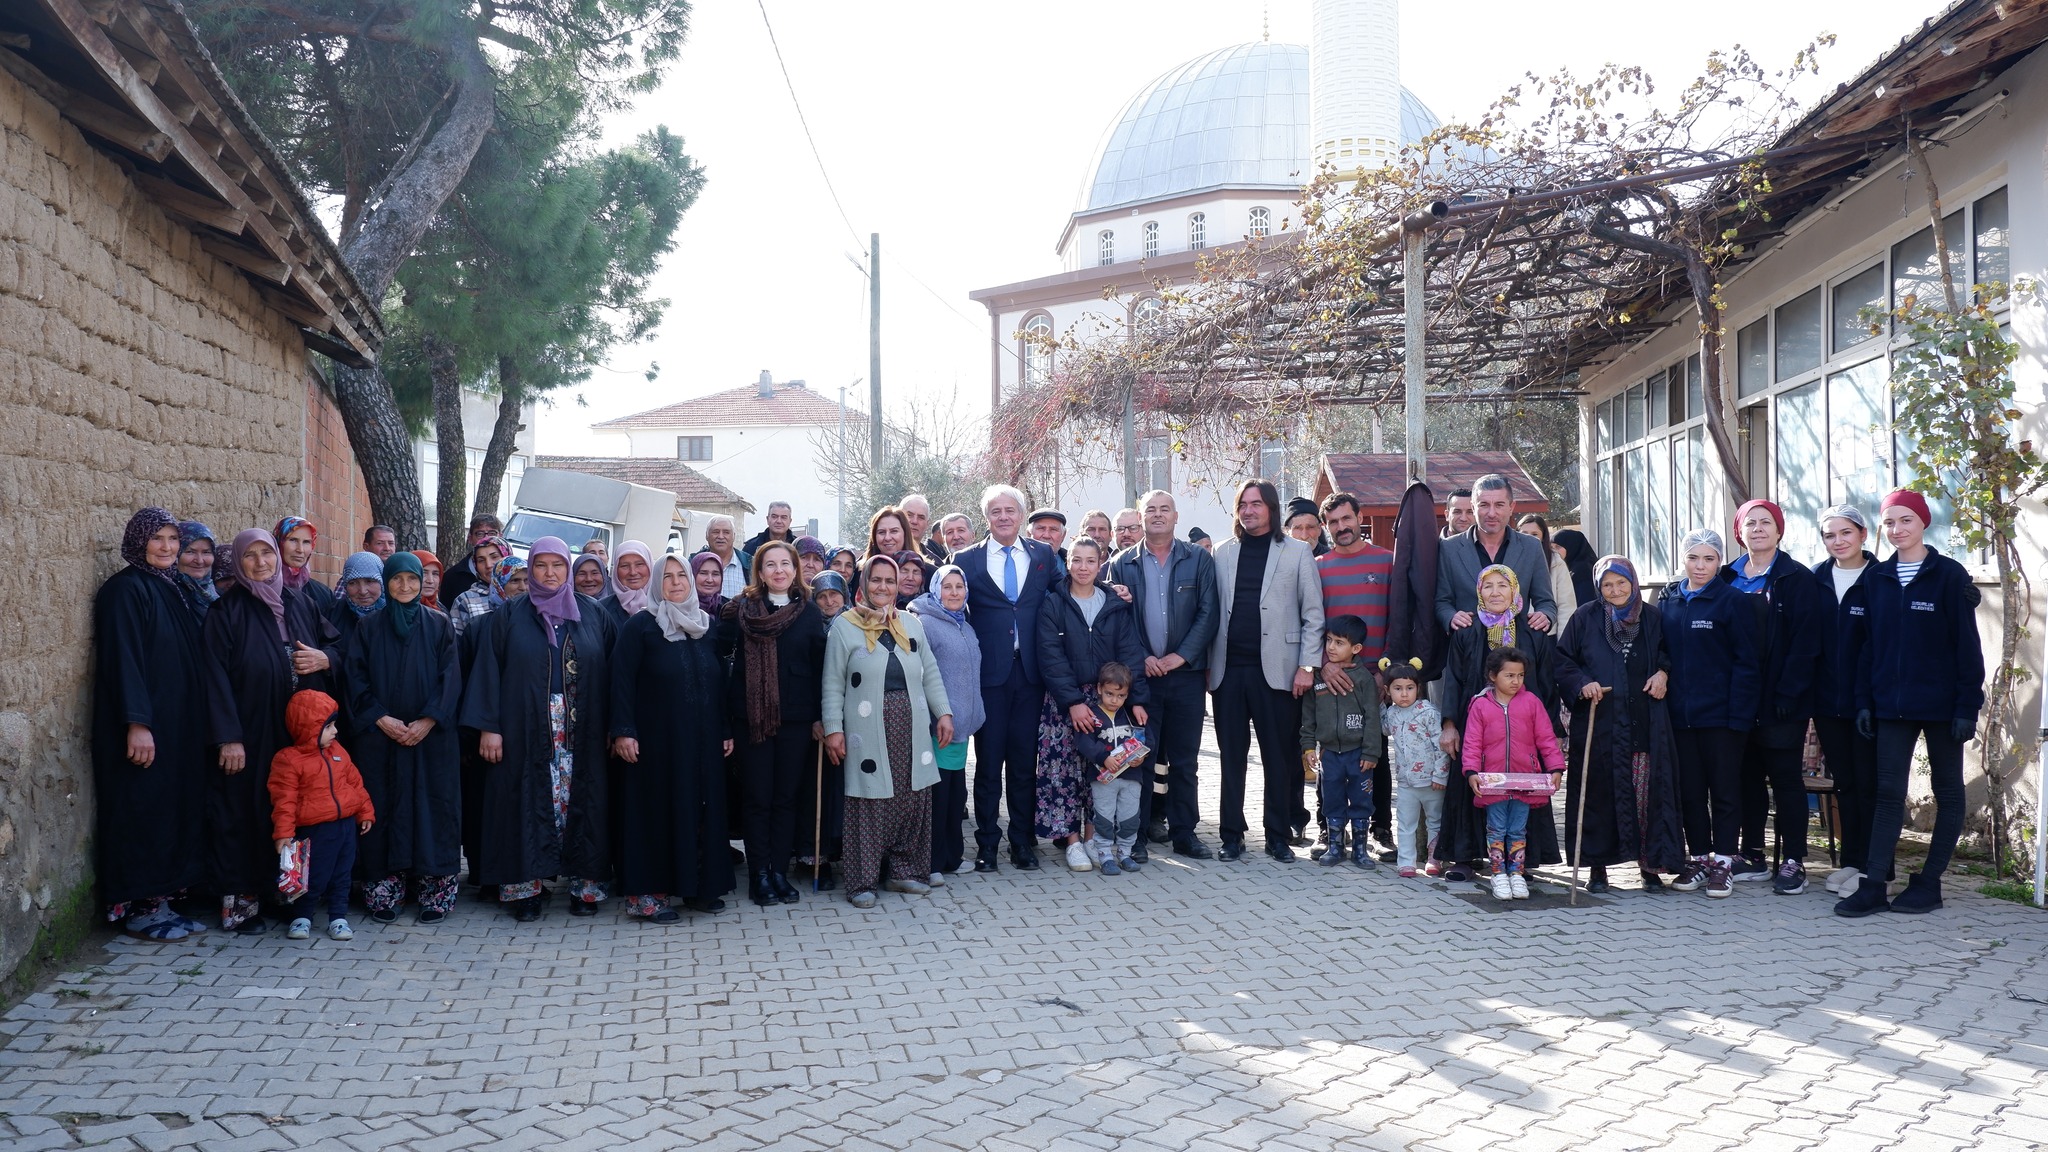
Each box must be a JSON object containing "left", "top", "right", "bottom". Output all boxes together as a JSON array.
[
  {"left": 1485, "top": 800, "right": 1530, "bottom": 875},
  {"left": 1317, "top": 747, "right": 1372, "bottom": 835}
]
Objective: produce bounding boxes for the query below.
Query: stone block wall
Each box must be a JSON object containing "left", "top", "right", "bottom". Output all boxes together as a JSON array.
[{"left": 0, "top": 62, "right": 323, "bottom": 981}]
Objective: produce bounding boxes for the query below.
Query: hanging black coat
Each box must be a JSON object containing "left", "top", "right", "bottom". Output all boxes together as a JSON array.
[
  {"left": 1552, "top": 602, "right": 1688, "bottom": 873},
  {"left": 1435, "top": 616, "right": 1562, "bottom": 867},
  {"left": 92, "top": 567, "right": 211, "bottom": 906},
  {"left": 458, "top": 594, "right": 616, "bottom": 887},
  {"left": 200, "top": 584, "right": 341, "bottom": 895},
  {"left": 610, "top": 611, "right": 734, "bottom": 901},
  {"left": 1384, "top": 481, "right": 1443, "bottom": 680},
  {"left": 344, "top": 605, "right": 463, "bottom": 880}
]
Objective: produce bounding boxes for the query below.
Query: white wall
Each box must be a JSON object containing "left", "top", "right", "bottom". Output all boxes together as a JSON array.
[
  {"left": 609, "top": 422, "right": 847, "bottom": 543},
  {"left": 1057, "top": 194, "right": 1297, "bottom": 271}
]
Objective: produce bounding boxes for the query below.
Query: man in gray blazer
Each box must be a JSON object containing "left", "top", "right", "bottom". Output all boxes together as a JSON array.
[
  {"left": 1208, "top": 479, "right": 1325, "bottom": 861},
  {"left": 1434, "top": 473, "right": 1557, "bottom": 634}
]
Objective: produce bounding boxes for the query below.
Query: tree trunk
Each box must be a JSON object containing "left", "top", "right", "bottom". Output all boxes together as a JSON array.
[
  {"left": 328, "top": 35, "right": 499, "bottom": 551},
  {"left": 472, "top": 356, "right": 524, "bottom": 529},
  {"left": 430, "top": 336, "right": 469, "bottom": 564},
  {"left": 1683, "top": 251, "right": 1748, "bottom": 506}
]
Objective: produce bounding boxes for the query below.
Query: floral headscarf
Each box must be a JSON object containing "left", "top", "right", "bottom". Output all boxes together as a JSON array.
[
  {"left": 121, "top": 507, "right": 180, "bottom": 586},
  {"left": 1474, "top": 563, "right": 1524, "bottom": 651},
  {"left": 1593, "top": 555, "right": 1643, "bottom": 652},
  {"left": 488, "top": 554, "right": 527, "bottom": 604},
  {"left": 274, "top": 516, "right": 317, "bottom": 591}
]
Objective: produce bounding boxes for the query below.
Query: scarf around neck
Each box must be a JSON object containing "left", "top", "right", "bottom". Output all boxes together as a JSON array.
[
  {"left": 341, "top": 551, "right": 386, "bottom": 617},
  {"left": 732, "top": 592, "right": 806, "bottom": 743},
  {"left": 1475, "top": 563, "right": 1524, "bottom": 651},
  {"left": 1593, "top": 555, "right": 1643, "bottom": 652},
  {"left": 650, "top": 557, "right": 712, "bottom": 641},
  {"left": 526, "top": 536, "right": 581, "bottom": 646},
  {"left": 383, "top": 551, "right": 424, "bottom": 637},
  {"left": 612, "top": 540, "right": 655, "bottom": 615},
  {"left": 229, "top": 528, "right": 290, "bottom": 642}
]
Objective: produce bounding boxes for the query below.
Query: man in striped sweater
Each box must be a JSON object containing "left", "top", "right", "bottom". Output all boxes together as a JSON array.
[{"left": 1313, "top": 492, "right": 1395, "bottom": 856}]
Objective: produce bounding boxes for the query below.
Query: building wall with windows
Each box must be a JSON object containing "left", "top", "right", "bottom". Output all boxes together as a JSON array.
[{"left": 415, "top": 391, "right": 539, "bottom": 546}]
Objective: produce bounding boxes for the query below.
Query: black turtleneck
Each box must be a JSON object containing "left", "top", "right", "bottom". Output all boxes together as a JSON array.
[{"left": 1226, "top": 530, "right": 1273, "bottom": 667}]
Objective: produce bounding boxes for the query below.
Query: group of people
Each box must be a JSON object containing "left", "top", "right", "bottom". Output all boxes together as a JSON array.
[{"left": 91, "top": 472, "right": 1983, "bottom": 939}]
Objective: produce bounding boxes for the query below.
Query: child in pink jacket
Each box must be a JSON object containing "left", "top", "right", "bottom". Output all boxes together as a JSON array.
[{"left": 1461, "top": 646, "right": 1564, "bottom": 901}]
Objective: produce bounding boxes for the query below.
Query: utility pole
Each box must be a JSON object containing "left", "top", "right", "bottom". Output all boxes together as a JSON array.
[
  {"left": 838, "top": 380, "right": 850, "bottom": 543},
  {"left": 869, "top": 233, "right": 883, "bottom": 475},
  {"left": 1121, "top": 379, "right": 1139, "bottom": 507}
]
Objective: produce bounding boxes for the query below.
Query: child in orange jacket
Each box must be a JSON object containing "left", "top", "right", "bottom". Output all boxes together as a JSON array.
[{"left": 268, "top": 689, "right": 375, "bottom": 941}]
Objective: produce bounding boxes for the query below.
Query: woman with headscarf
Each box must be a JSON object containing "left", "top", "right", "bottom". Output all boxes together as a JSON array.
[
  {"left": 459, "top": 536, "right": 619, "bottom": 922},
  {"left": 602, "top": 540, "right": 656, "bottom": 626},
  {"left": 174, "top": 520, "right": 220, "bottom": 622},
  {"left": 718, "top": 540, "right": 828, "bottom": 904},
  {"left": 1435, "top": 563, "right": 1563, "bottom": 881},
  {"left": 689, "top": 551, "right": 727, "bottom": 617},
  {"left": 826, "top": 547, "right": 859, "bottom": 585},
  {"left": 455, "top": 553, "right": 525, "bottom": 884},
  {"left": 891, "top": 550, "right": 930, "bottom": 608},
  {"left": 448, "top": 537, "right": 512, "bottom": 640},
  {"left": 344, "top": 552, "right": 463, "bottom": 924},
  {"left": 1553, "top": 556, "right": 1687, "bottom": 892},
  {"left": 275, "top": 516, "right": 335, "bottom": 616},
  {"left": 1552, "top": 529, "right": 1599, "bottom": 612},
  {"left": 1660, "top": 528, "right": 1763, "bottom": 900},
  {"left": 611, "top": 555, "right": 736, "bottom": 920},
  {"left": 201, "top": 527, "right": 341, "bottom": 932},
  {"left": 573, "top": 552, "right": 613, "bottom": 601},
  {"left": 908, "top": 563, "right": 985, "bottom": 880},
  {"left": 822, "top": 555, "right": 954, "bottom": 908},
  {"left": 331, "top": 551, "right": 386, "bottom": 648},
  {"left": 810, "top": 571, "right": 849, "bottom": 620},
  {"left": 1516, "top": 514, "right": 1579, "bottom": 623},
  {"left": 93, "top": 508, "right": 211, "bottom": 941},
  {"left": 795, "top": 535, "right": 827, "bottom": 585},
  {"left": 412, "top": 550, "right": 445, "bottom": 611}
]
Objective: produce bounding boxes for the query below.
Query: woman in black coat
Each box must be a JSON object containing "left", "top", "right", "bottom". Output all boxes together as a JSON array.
[
  {"left": 93, "top": 507, "right": 211, "bottom": 941},
  {"left": 1034, "top": 537, "right": 1150, "bottom": 870},
  {"left": 611, "top": 555, "right": 736, "bottom": 920},
  {"left": 1553, "top": 556, "right": 1688, "bottom": 891},
  {"left": 344, "top": 552, "right": 463, "bottom": 925},
  {"left": 201, "top": 527, "right": 341, "bottom": 933},
  {"left": 460, "top": 536, "right": 618, "bottom": 922},
  {"left": 1436, "top": 563, "right": 1562, "bottom": 879},
  {"left": 720, "top": 540, "right": 829, "bottom": 906}
]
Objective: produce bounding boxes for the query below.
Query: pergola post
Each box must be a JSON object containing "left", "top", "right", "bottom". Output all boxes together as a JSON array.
[{"left": 1400, "top": 204, "right": 1444, "bottom": 485}]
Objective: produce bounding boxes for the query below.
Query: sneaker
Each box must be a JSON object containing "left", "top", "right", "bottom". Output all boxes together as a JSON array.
[
  {"left": 1099, "top": 856, "right": 1121, "bottom": 876},
  {"left": 287, "top": 918, "right": 312, "bottom": 940},
  {"left": 1509, "top": 874, "right": 1530, "bottom": 900},
  {"left": 327, "top": 917, "right": 354, "bottom": 941},
  {"left": 884, "top": 878, "right": 931, "bottom": 895},
  {"left": 928, "top": 871, "right": 947, "bottom": 888},
  {"left": 1825, "top": 866, "right": 1861, "bottom": 895},
  {"left": 1730, "top": 856, "right": 1772, "bottom": 883},
  {"left": 1669, "top": 858, "right": 1709, "bottom": 892},
  {"left": 1773, "top": 859, "right": 1807, "bottom": 895},
  {"left": 1490, "top": 873, "right": 1514, "bottom": 901},
  {"left": 1064, "top": 842, "right": 1094, "bottom": 872},
  {"left": 1317, "top": 843, "right": 1346, "bottom": 867},
  {"left": 1704, "top": 858, "right": 1733, "bottom": 899}
]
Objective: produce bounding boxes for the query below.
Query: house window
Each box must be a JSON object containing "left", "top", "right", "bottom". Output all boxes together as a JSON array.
[
  {"left": 1257, "top": 438, "right": 1286, "bottom": 493},
  {"left": 1773, "top": 287, "right": 1823, "bottom": 380},
  {"left": 1973, "top": 187, "right": 2008, "bottom": 293},
  {"left": 1142, "top": 221, "right": 1159, "bottom": 258},
  {"left": 1098, "top": 230, "right": 1115, "bottom": 266},
  {"left": 1188, "top": 212, "right": 1206, "bottom": 251},
  {"left": 1137, "top": 435, "right": 1171, "bottom": 491},
  {"left": 677, "top": 436, "right": 713, "bottom": 462},
  {"left": 1248, "top": 206, "right": 1271, "bottom": 240},
  {"left": 1736, "top": 318, "right": 1769, "bottom": 397},
  {"left": 1022, "top": 314, "right": 1053, "bottom": 388},
  {"left": 1831, "top": 263, "right": 1884, "bottom": 353},
  {"left": 1131, "top": 297, "right": 1164, "bottom": 332}
]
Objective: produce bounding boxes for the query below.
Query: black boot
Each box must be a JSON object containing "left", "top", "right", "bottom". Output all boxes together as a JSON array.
[
  {"left": 750, "top": 869, "right": 776, "bottom": 907},
  {"left": 1889, "top": 872, "right": 1943, "bottom": 914},
  {"left": 1834, "top": 876, "right": 1891, "bottom": 918},
  {"left": 768, "top": 872, "right": 800, "bottom": 904},
  {"left": 1587, "top": 865, "right": 1610, "bottom": 894}
]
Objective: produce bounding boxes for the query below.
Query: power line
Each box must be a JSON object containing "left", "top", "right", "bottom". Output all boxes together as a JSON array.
[{"left": 754, "top": 0, "right": 864, "bottom": 250}]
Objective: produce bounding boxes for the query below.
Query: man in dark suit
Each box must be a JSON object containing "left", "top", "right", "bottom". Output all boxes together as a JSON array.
[{"left": 950, "top": 484, "right": 1060, "bottom": 870}]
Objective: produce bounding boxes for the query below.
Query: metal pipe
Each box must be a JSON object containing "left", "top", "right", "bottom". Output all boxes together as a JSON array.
[{"left": 1403, "top": 220, "right": 1428, "bottom": 485}]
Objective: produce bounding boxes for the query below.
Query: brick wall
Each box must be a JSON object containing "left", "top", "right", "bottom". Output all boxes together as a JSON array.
[
  {"left": 303, "top": 375, "right": 373, "bottom": 587},
  {"left": 0, "top": 63, "right": 330, "bottom": 978}
]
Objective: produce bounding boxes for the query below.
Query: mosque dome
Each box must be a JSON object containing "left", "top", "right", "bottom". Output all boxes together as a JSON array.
[{"left": 1077, "top": 42, "right": 1445, "bottom": 213}]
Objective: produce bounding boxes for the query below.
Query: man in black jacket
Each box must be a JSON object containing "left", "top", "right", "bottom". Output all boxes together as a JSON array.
[
  {"left": 740, "top": 501, "right": 796, "bottom": 574},
  {"left": 1108, "top": 489, "right": 1220, "bottom": 859}
]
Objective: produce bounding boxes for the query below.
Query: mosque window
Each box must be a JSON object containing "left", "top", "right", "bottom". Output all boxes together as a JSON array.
[
  {"left": 1132, "top": 297, "right": 1164, "bottom": 331},
  {"left": 1248, "top": 206, "right": 1270, "bottom": 240},
  {"left": 1143, "top": 221, "right": 1159, "bottom": 258},
  {"left": 1098, "top": 230, "right": 1115, "bottom": 266},
  {"left": 1022, "top": 313, "right": 1054, "bottom": 388},
  {"left": 1188, "top": 213, "right": 1206, "bottom": 251}
]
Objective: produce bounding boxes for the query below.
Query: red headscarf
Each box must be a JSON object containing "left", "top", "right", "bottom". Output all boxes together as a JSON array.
[{"left": 411, "top": 549, "right": 443, "bottom": 609}]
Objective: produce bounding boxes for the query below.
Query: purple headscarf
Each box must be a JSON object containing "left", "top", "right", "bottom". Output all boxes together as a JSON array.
[
  {"left": 121, "top": 507, "right": 180, "bottom": 586},
  {"left": 612, "top": 540, "right": 656, "bottom": 616},
  {"left": 228, "top": 528, "right": 289, "bottom": 641},
  {"left": 689, "top": 550, "right": 726, "bottom": 616},
  {"left": 526, "top": 536, "right": 581, "bottom": 645}
]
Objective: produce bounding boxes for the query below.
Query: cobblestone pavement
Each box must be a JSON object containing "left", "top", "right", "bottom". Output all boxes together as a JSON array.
[{"left": 4, "top": 732, "right": 2047, "bottom": 1152}]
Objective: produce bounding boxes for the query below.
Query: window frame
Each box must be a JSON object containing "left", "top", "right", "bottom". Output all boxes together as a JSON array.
[
  {"left": 1020, "top": 312, "right": 1054, "bottom": 389},
  {"left": 1247, "top": 206, "right": 1271, "bottom": 241},
  {"left": 1097, "top": 229, "right": 1115, "bottom": 267},
  {"left": 1142, "top": 220, "right": 1159, "bottom": 259},
  {"left": 1188, "top": 212, "right": 1207, "bottom": 251},
  {"left": 677, "top": 435, "right": 713, "bottom": 463}
]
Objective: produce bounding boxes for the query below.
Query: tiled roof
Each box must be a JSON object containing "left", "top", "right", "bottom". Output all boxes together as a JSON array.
[
  {"left": 593, "top": 382, "right": 859, "bottom": 430},
  {"left": 1318, "top": 452, "right": 1549, "bottom": 513},
  {"left": 532, "top": 456, "right": 755, "bottom": 513}
]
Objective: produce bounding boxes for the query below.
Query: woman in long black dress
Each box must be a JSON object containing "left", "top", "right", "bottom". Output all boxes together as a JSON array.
[
  {"left": 201, "top": 527, "right": 340, "bottom": 932},
  {"left": 345, "top": 552, "right": 463, "bottom": 925},
  {"left": 94, "top": 507, "right": 211, "bottom": 941},
  {"left": 274, "top": 516, "right": 335, "bottom": 617},
  {"left": 1554, "top": 556, "right": 1688, "bottom": 892},
  {"left": 460, "top": 536, "right": 617, "bottom": 922},
  {"left": 611, "top": 554, "right": 735, "bottom": 920},
  {"left": 1436, "top": 564, "right": 1562, "bottom": 880}
]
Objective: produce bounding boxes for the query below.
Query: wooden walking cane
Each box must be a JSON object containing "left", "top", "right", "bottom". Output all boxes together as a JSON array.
[
  {"left": 1571, "top": 690, "right": 1601, "bottom": 906},
  {"left": 812, "top": 742, "right": 826, "bottom": 893}
]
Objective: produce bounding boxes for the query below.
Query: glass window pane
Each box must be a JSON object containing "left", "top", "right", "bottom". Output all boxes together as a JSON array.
[
  {"left": 1649, "top": 371, "right": 1669, "bottom": 429},
  {"left": 1777, "top": 381, "right": 1825, "bottom": 562},
  {"left": 1891, "top": 211, "right": 1964, "bottom": 312},
  {"left": 1975, "top": 186, "right": 2009, "bottom": 295},
  {"left": 1737, "top": 319, "right": 1770, "bottom": 396},
  {"left": 1827, "top": 357, "right": 1891, "bottom": 514},
  {"left": 1625, "top": 448, "right": 1650, "bottom": 568},
  {"left": 1596, "top": 457, "right": 1617, "bottom": 554},
  {"left": 1598, "top": 398, "right": 1615, "bottom": 453},
  {"left": 1688, "top": 425, "right": 1708, "bottom": 531},
  {"left": 1774, "top": 288, "right": 1823, "bottom": 380},
  {"left": 1687, "top": 353, "right": 1703, "bottom": 420},
  {"left": 1831, "top": 263, "right": 1884, "bottom": 353},
  {"left": 1625, "top": 382, "right": 1646, "bottom": 442},
  {"left": 1648, "top": 436, "right": 1672, "bottom": 577}
]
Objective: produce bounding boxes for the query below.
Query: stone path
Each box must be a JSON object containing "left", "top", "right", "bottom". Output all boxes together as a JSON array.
[{"left": 3, "top": 733, "right": 2046, "bottom": 1151}]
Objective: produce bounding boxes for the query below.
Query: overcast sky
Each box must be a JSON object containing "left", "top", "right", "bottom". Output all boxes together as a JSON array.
[{"left": 536, "top": 0, "right": 1947, "bottom": 457}]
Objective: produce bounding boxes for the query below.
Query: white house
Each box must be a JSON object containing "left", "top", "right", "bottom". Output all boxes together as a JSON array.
[{"left": 416, "top": 391, "right": 538, "bottom": 542}]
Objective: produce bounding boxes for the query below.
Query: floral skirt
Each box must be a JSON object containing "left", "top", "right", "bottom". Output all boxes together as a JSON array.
[
  {"left": 502, "top": 692, "right": 606, "bottom": 904},
  {"left": 1034, "top": 685, "right": 1098, "bottom": 841}
]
